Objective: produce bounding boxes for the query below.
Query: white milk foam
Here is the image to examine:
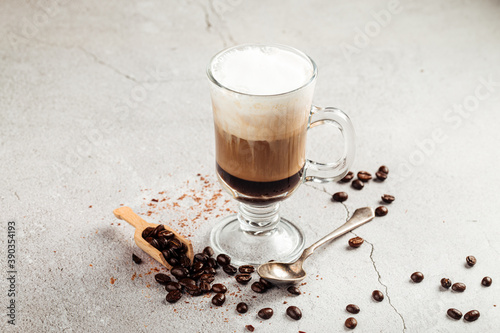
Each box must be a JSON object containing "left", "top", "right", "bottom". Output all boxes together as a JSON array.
[
  {"left": 210, "top": 45, "right": 316, "bottom": 141},
  {"left": 211, "top": 45, "right": 313, "bottom": 95}
]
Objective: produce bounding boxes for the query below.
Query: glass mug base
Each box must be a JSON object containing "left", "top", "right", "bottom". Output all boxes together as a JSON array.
[{"left": 210, "top": 213, "right": 305, "bottom": 266}]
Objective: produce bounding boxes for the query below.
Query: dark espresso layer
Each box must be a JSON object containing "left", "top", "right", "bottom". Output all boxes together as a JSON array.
[{"left": 217, "top": 164, "right": 304, "bottom": 203}]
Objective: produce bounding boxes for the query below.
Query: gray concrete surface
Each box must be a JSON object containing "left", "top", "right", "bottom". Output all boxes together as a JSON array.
[{"left": 1, "top": 0, "right": 500, "bottom": 332}]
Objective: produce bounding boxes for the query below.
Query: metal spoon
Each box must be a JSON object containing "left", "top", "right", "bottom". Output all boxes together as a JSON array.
[{"left": 257, "top": 207, "right": 375, "bottom": 284}]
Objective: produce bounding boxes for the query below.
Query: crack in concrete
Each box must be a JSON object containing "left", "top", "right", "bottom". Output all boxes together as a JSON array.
[
  {"left": 304, "top": 182, "right": 407, "bottom": 332},
  {"left": 78, "top": 46, "right": 138, "bottom": 83}
]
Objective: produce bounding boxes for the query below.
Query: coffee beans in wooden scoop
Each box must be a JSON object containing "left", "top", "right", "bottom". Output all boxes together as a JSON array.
[
  {"left": 345, "top": 317, "right": 357, "bottom": 329},
  {"left": 286, "top": 306, "right": 302, "bottom": 320},
  {"left": 481, "top": 276, "right": 492, "bottom": 287},
  {"left": 464, "top": 310, "right": 480, "bottom": 322},
  {"left": 372, "top": 290, "right": 384, "bottom": 302},
  {"left": 348, "top": 236, "right": 364, "bottom": 248},
  {"left": 332, "top": 192, "right": 348, "bottom": 202},
  {"left": 258, "top": 308, "right": 273, "bottom": 319},
  {"left": 375, "top": 206, "right": 388, "bottom": 216},
  {"left": 447, "top": 308, "right": 462, "bottom": 320},
  {"left": 411, "top": 272, "right": 424, "bottom": 283}
]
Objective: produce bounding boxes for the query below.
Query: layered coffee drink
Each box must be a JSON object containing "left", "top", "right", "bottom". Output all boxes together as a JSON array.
[{"left": 209, "top": 45, "right": 315, "bottom": 203}]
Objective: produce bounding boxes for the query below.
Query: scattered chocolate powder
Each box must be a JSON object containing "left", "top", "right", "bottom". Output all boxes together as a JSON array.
[
  {"left": 110, "top": 277, "right": 116, "bottom": 284},
  {"left": 89, "top": 205, "right": 92, "bottom": 208}
]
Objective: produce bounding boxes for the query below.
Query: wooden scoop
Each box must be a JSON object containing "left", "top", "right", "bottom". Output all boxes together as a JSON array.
[{"left": 113, "top": 206, "right": 194, "bottom": 269}]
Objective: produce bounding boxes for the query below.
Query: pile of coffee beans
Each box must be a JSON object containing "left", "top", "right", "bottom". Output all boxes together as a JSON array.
[{"left": 141, "top": 224, "right": 191, "bottom": 268}]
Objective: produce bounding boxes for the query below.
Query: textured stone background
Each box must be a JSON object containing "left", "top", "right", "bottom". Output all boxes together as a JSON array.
[{"left": 1, "top": 0, "right": 499, "bottom": 332}]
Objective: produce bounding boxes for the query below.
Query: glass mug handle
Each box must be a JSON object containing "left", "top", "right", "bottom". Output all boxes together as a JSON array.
[{"left": 304, "top": 106, "right": 356, "bottom": 183}]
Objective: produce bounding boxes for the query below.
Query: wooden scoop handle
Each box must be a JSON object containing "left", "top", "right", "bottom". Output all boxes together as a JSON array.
[{"left": 113, "top": 206, "right": 151, "bottom": 230}]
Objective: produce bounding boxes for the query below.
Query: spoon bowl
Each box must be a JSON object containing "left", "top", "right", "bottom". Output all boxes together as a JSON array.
[
  {"left": 258, "top": 207, "right": 375, "bottom": 284},
  {"left": 114, "top": 206, "right": 194, "bottom": 269}
]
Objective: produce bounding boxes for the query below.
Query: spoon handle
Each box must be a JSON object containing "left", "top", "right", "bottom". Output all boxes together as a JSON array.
[{"left": 300, "top": 207, "right": 375, "bottom": 261}]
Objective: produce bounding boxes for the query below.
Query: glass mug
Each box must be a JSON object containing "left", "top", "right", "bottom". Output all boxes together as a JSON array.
[{"left": 207, "top": 44, "right": 355, "bottom": 265}]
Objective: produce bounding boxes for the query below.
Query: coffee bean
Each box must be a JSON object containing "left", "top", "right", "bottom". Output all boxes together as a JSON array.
[
  {"left": 212, "top": 293, "right": 226, "bottom": 306},
  {"left": 142, "top": 227, "right": 155, "bottom": 239},
  {"left": 259, "top": 278, "right": 273, "bottom": 289},
  {"left": 447, "top": 308, "right": 462, "bottom": 320},
  {"left": 352, "top": 179, "right": 364, "bottom": 190},
  {"left": 411, "top": 272, "right": 424, "bottom": 283},
  {"left": 481, "top": 276, "right": 492, "bottom": 287},
  {"left": 466, "top": 255, "right": 476, "bottom": 267},
  {"left": 375, "top": 171, "right": 387, "bottom": 181},
  {"left": 237, "top": 302, "right": 248, "bottom": 314},
  {"left": 152, "top": 224, "right": 165, "bottom": 237},
  {"left": 223, "top": 264, "right": 237, "bottom": 275},
  {"left": 178, "top": 278, "right": 196, "bottom": 288},
  {"left": 167, "top": 238, "right": 182, "bottom": 250},
  {"left": 167, "top": 248, "right": 179, "bottom": 259},
  {"left": 200, "top": 281, "right": 211, "bottom": 292},
  {"left": 148, "top": 238, "right": 160, "bottom": 250},
  {"left": 348, "top": 236, "right": 364, "bottom": 248},
  {"left": 203, "top": 246, "right": 214, "bottom": 257},
  {"left": 132, "top": 254, "right": 142, "bottom": 264},
  {"left": 286, "top": 306, "right": 302, "bottom": 320},
  {"left": 239, "top": 265, "right": 255, "bottom": 274},
  {"left": 217, "top": 254, "right": 231, "bottom": 266},
  {"left": 378, "top": 165, "right": 389, "bottom": 174},
  {"left": 166, "top": 257, "right": 179, "bottom": 267},
  {"left": 157, "top": 229, "right": 174, "bottom": 239},
  {"left": 452, "top": 282, "right": 466, "bottom": 292},
  {"left": 381, "top": 194, "right": 395, "bottom": 203},
  {"left": 375, "top": 206, "right": 388, "bottom": 216},
  {"left": 165, "top": 281, "right": 181, "bottom": 292},
  {"left": 178, "top": 242, "right": 188, "bottom": 254},
  {"left": 194, "top": 253, "right": 209, "bottom": 263},
  {"left": 171, "top": 266, "right": 189, "bottom": 280},
  {"left": 372, "top": 290, "right": 384, "bottom": 302},
  {"left": 258, "top": 308, "right": 273, "bottom": 320},
  {"left": 235, "top": 274, "right": 252, "bottom": 285},
  {"left": 179, "top": 255, "right": 191, "bottom": 268},
  {"left": 157, "top": 237, "right": 168, "bottom": 250},
  {"left": 341, "top": 171, "right": 354, "bottom": 182},
  {"left": 204, "top": 267, "right": 216, "bottom": 275},
  {"left": 185, "top": 284, "right": 203, "bottom": 296},
  {"left": 358, "top": 171, "right": 372, "bottom": 182},
  {"left": 345, "top": 317, "right": 357, "bottom": 329},
  {"left": 191, "top": 270, "right": 204, "bottom": 280},
  {"left": 212, "top": 283, "right": 227, "bottom": 293},
  {"left": 346, "top": 304, "right": 360, "bottom": 314},
  {"left": 166, "top": 290, "right": 182, "bottom": 303},
  {"left": 441, "top": 278, "right": 452, "bottom": 289},
  {"left": 332, "top": 192, "right": 348, "bottom": 202},
  {"left": 192, "top": 261, "right": 204, "bottom": 272},
  {"left": 287, "top": 286, "right": 301, "bottom": 295},
  {"left": 206, "top": 257, "right": 218, "bottom": 269},
  {"left": 245, "top": 325, "right": 255, "bottom": 332},
  {"left": 154, "top": 273, "right": 171, "bottom": 284},
  {"left": 200, "top": 273, "right": 215, "bottom": 283},
  {"left": 464, "top": 310, "right": 480, "bottom": 322},
  {"left": 251, "top": 282, "right": 266, "bottom": 293}
]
